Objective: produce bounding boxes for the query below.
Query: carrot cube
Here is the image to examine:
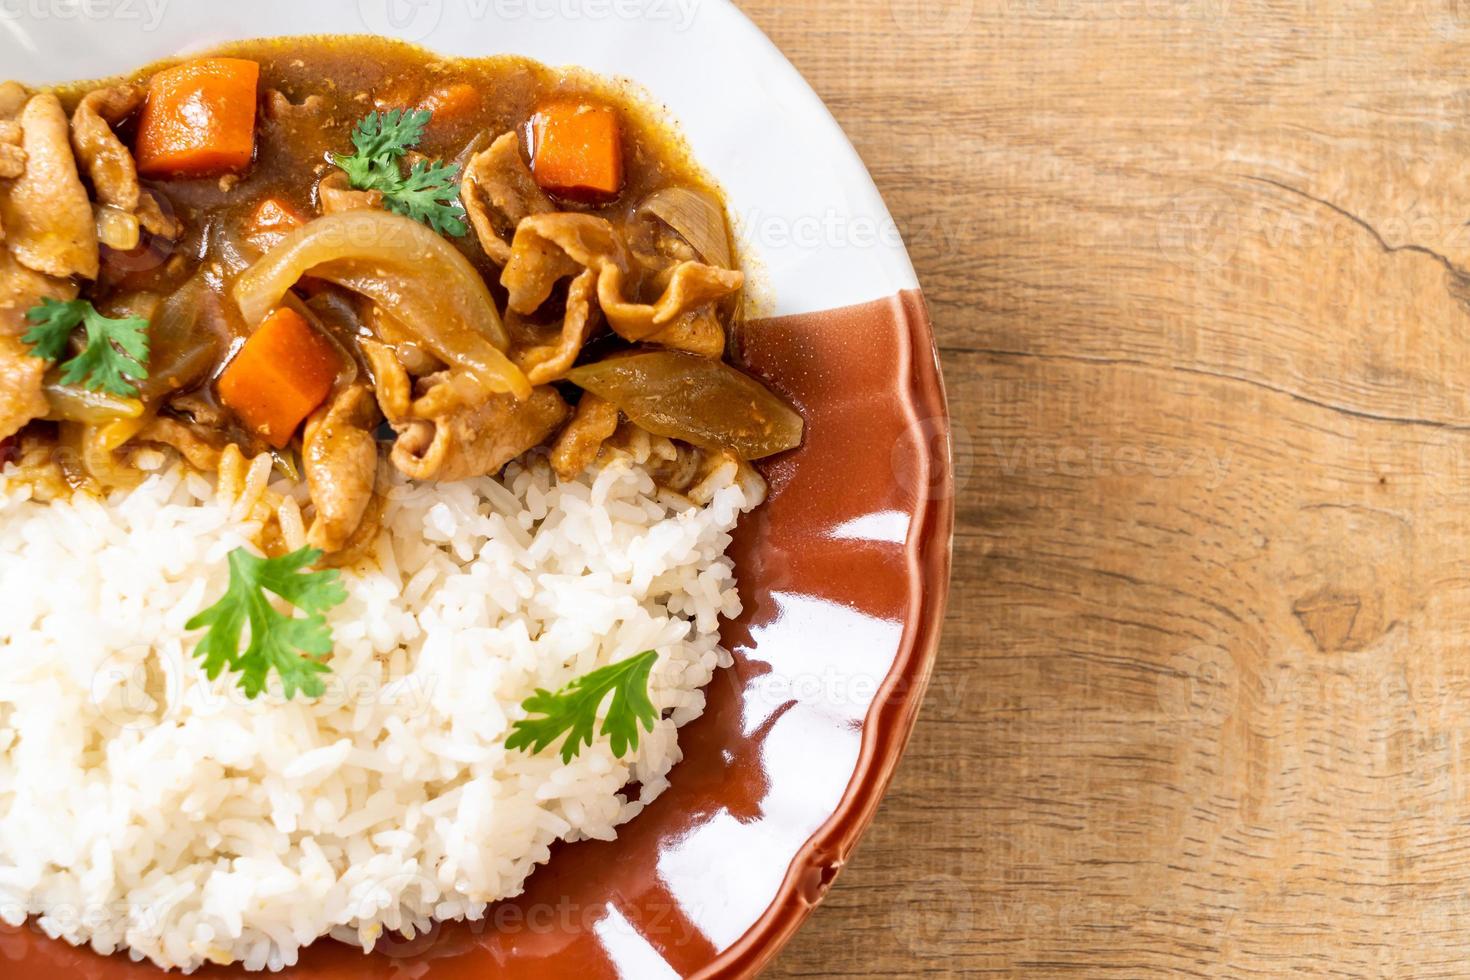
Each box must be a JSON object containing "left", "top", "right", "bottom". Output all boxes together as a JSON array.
[
  {"left": 248, "top": 197, "right": 306, "bottom": 235},
  {"left": 135, "top": 58, "right": 260, "bottom": 179},
  {"left": 218, "top": 307, "right": 340, "bottom": 448},
  {"left": 420, "top": 83, "right": 481, "bottom": 125},
  {"left": 245, "top": 196, "right": 306, "bottom": 251},
  {"left": 528, "top": 101, "right": 624, "bottom": 201}
]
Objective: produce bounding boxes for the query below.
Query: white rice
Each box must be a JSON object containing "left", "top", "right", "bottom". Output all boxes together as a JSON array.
[{"left": 0, "top": 453, "right": 752, "bottom": 971}]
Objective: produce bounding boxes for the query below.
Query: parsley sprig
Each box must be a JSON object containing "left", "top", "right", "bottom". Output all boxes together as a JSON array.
[
  {"left": 506, "top": 650, "right": 661, "bottom": 763},
  {"left": 333, "top": 108, "right": 467, "bottom": 236},
  {"left": 185, "top": 546, "right": 347, "bottom": 700},
  {"left": 23, "top": 298, "right": 149, "bottom": 398}
]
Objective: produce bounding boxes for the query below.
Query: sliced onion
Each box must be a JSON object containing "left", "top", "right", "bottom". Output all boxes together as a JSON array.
[
  {"left": 57, "top": 420, "right": 143, "bottom": 490},
  {"left": 97, "top": 412, "right": 154, "bottom": 453},
  {"left": 567, "top": 350, "right": 802, "bottom": 460},
  {"left": 639, "top": 186, "right": 733, "bottom": 268},
  {"left": 271, "top": 446, "right": 301, "bottom": 482},
  {"left": 370, "top": 304, "right": 441, "bottom": 375},
  {"left": 135, "top": 278, "right": 224, "bottom": 404},
  {"left": 452, "top": 129, "right": 493, "bottom": 172},
  {"left": 316, "top": 170, "right": 382, "bottom": 216},
  {"left": 43, "top": 375, "right": 144, "bottom": 424},
  {"left": 303, "top": 286, "right": 370, "bottom": 343},
  {"left": 206, "top": 217, "right": 261, "bottom": 277},
  {"left": 234, "top": 210, "right": 530, "bottom": 399}
]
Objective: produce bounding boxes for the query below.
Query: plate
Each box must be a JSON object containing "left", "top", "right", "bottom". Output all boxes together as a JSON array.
[{"left": 0, "top": 1, "right": 953, "bottom": 975}]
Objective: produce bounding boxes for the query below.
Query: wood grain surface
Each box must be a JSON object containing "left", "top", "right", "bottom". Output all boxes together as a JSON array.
[{"left": 738, "top": 1, "right": 1470, "bottom": 976}]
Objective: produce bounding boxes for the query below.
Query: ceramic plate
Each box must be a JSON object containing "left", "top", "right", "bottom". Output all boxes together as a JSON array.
[{"left": 0, "top": 1, "right": 953, "bottom": 975}]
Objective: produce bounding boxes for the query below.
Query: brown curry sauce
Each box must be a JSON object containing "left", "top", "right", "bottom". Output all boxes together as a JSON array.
[
  {"left": 1, "top": 36, "right": 802, "bottom": 558},
  {"left": 58, "top": 35, "right": 731, "bottom": 325}
]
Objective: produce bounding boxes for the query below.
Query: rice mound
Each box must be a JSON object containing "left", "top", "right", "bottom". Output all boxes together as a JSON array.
[{"left": 0, "top": 453, "right": 751, "bottom": 971}]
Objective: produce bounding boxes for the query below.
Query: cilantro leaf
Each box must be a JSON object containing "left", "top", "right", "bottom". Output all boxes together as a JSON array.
[
  {"left": 22, "top": 298, "right": 150, "bottom": 398},
  {"left": 21, "top": 300, "right": 78, "bottom": 362},
  {"left": 185, "top": 546, "right": 347, "bottom": 700},
  {"left": 332, "top": 108, "right": 467, "bottom": 236},
  {"left": 381, "top": 158, "right": 468, "bottom": 236},
  {"left": 340, "top": 108, "right": 431, "bottom": 174},
  {"left": 506, "top": 650, "right": 660, "bottom": 763}
]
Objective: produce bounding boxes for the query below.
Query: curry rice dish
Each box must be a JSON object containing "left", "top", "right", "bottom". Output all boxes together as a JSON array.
[{"left": 0, "top": 36, "right": 800, "bottom": 971}]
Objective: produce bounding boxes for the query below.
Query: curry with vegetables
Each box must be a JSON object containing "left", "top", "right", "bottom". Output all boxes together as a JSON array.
[{"left": 0, "top": 37, "right": 802, "bottom": 564}]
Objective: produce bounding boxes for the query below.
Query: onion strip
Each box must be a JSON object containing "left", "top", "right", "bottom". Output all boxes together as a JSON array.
[
  {"left": 43, "top": 377, "right": 143, "bottom": 424},
  {"left": 567, "top": 351, "right": 802, "bottom": 460},
  {"left": 639, "top": 186, "right": 733, "bottom": 268},
  {"left": 234, "top": 211, "right": 530, "bottom": 399}
]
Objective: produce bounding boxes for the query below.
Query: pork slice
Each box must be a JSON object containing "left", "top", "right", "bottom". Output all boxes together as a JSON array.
[
  {"left": 391, "top": 374, "right": 568, "bottom": 482},
  {"left": 71, "top": 85, "right": 180, "bottom": 239},
  {"left": 0, "top": 93, "right": 99, "bottom": 279},
  {"left": 460, "top": 131, "right": 554, "bottom": 265},
  {"left": 303, "top": 384, "right": 382, "bottom": 553},
  {"left": 0, "top": 333, "right": 48, "bottom": 441}
]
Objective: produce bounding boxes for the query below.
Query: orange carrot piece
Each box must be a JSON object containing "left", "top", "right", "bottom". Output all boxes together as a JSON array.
[
  {"left": 528, "top": 101, "right": 623, "bottom": 201},
  {"left": 249, "top": 197, "right": 306, "bottom": 235},
  {"left": 218, "top": 307, "right": 340, "bottom": 448},
  {"left": 135, "top": 58, "right": 260, "bottom": 179},
  {"left": 245, "top": 197, "right": 306, "bottom": 252},
  {"left": 420, "top": 83, "right": 481, "bottom": 125}
]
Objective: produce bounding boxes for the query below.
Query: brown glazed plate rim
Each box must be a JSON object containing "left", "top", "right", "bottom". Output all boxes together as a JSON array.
[
  {"left": 700, "top": 290, "right": 953, "bottom": 978},
  {"left": 2, "top": 3, "right": 955, "bottom": 976}
]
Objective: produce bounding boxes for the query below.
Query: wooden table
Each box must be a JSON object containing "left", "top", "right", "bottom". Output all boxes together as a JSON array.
[{"left": 742, "top": 1, "right": 1470, "bottom": 975}]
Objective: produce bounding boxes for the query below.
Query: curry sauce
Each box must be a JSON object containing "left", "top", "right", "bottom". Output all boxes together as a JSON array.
[{"left": 0, "top": 36, "right": 800, "bottom": 559}]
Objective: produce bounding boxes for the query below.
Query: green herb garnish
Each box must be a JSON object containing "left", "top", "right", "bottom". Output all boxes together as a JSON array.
[
  {"left": 22, "top": 298, "right": 149, "bottom": 398},
  {"left": 506, "top": 650, "right": 661, "bottom": 763},
  {"left": 333, "top": 108, "right": 467, "bottom": 236},
  {"left": 185, "top": 546, "right": 347, "bottom": 700}
]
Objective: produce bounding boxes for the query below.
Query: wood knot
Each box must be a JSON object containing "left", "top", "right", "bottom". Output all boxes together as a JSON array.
[{"left": 1292, "top": 590, "right": 1372, "bottom": 652}]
